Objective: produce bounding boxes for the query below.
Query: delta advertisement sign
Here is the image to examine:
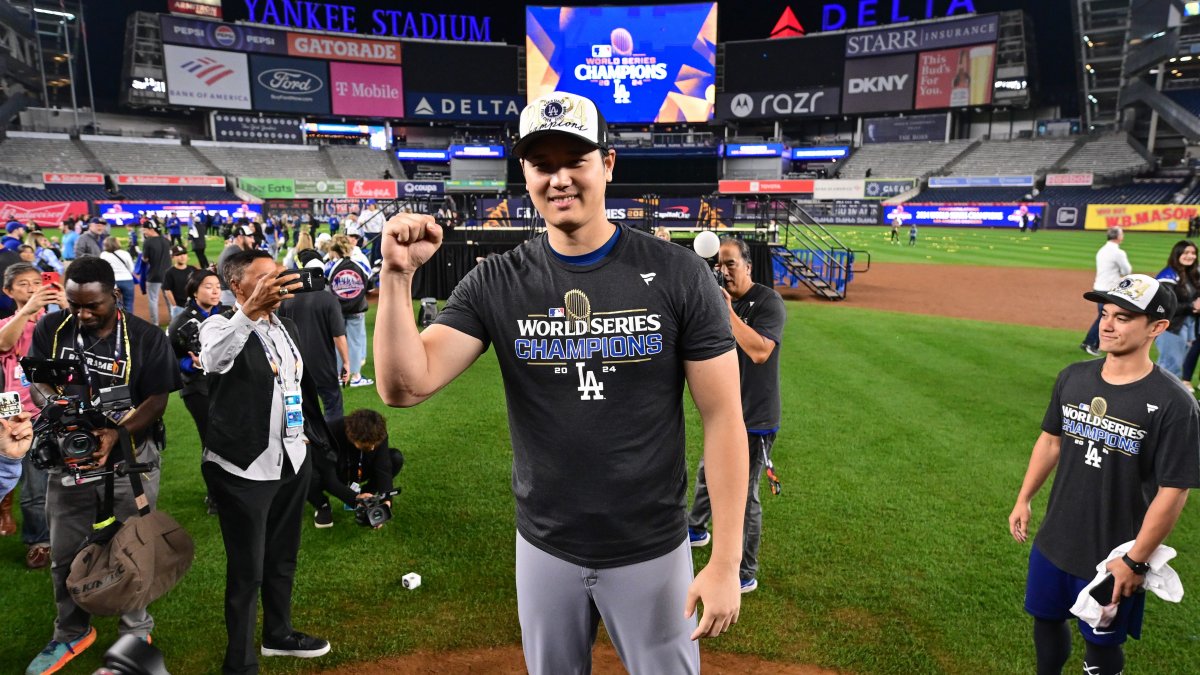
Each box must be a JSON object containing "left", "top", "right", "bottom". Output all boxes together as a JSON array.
[
  {"left": 884, "top": 202, "right": 1045, "bottom": 227},
  {"left": 475, "top": 196, "right": 733, "bottom": 227},
  {"left": 1084, "top": 204, "right": 1200, "bottom": 232},
  {"left": 96, "top": 201, "right": 262, "bottom": 225},
  {"left": 0, "top": 201, "right": 89, "bottom": 227}
]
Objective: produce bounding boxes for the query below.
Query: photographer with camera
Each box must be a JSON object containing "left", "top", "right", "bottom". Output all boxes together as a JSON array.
[
  {"left": 166, "top": 269, "right": 225, "bottom": 513},
  {"left": 0, "top": 262, "right": 65, "bottom": 568},
  {"left": 308, "top": 408, "right": 402, "bottom": 529},
  {"left": 199, "top": 249, "right": 333, "bottom": 673},
  {"left": 24, "top": 256, "right": 181, "bottom": 675},
  {"left": 686, "top": 237, "right": 786, "bottom": 595}
]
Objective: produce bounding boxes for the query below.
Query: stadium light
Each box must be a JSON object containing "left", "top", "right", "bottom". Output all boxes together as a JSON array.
[{"left": 34, "top": 7, "right": 74, "bottom": 20}]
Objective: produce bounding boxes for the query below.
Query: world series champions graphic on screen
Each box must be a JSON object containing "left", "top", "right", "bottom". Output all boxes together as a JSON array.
[{"left": 525, "top": 3, "right": 717, "bottom": 123}]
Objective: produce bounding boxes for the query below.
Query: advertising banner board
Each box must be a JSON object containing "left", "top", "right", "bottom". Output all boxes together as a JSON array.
[
  {"left": 884, "top": 202, "right": 1045, "bottom": 227},
  {"left": 1084, "top": 204, "right": 1200, "bottom": 232}
]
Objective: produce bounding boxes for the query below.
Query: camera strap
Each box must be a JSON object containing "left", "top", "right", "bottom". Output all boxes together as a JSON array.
[{"left": 95, "top": 427, "right": 150, "bottom": 532}]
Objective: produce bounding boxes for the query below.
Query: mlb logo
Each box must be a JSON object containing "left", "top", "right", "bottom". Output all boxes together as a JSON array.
[
  {"left": 591, "top": 45, "right": 612, "bottom": 58},
  {"left": 549, "top": 308, "right": 565, "bottom": 318}
]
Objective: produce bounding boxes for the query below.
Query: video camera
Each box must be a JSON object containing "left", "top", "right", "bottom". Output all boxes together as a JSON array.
[
  {"left": 355, "top": 488, "right": 401, "bottom": 528},
  {"left": 92, "top": 634, "right": 169, "bottom": 675},
  {"left": 21, "top": 357, "right": 137, "bottom": 482}
]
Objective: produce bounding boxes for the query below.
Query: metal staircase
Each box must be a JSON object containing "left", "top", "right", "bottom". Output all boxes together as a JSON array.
[{"left": 766, "top": 200, "right": 869, "bottom": 301}]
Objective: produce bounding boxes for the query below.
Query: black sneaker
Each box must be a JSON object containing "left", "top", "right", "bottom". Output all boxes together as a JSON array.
[
  {"left": 314, "top": 504, "right": 333, "bottom": 529},
  {"left": 204, "top": 496, "right": 218, "bottom": 516},
  {"left": 1080, "top": 343, "right": 1101, "bottom": 357},
  {"left": 262, "top": 631, "right": 331, "bottom": 658}
]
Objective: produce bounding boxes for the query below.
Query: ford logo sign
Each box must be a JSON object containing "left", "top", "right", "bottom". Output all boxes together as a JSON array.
[{"left": 257, "top": 69, "right": 323, "bottom": 95}]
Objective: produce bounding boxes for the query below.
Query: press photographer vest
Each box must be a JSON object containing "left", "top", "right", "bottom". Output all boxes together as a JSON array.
[{"left": 204, "top": 310, "right": 328, "bottom": 470}]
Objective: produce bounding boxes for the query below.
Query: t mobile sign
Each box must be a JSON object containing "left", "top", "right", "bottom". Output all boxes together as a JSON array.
[
  {"left": 330, "top": 62, "right": 404, "bottom": 117},
  {"left": 842, "top": 53, "right": 915, "bottom": 114}
]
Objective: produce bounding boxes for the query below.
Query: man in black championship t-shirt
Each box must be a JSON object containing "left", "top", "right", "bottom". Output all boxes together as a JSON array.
[
  {"left": 1009, "top": 273, "right": 1200, "bottom": 675},
  {"left": 374, "top": 92, "right": 749, "bottom": 675},
  {"left": 687, "top": 236, "right": 786, "bottom": 595},
  {"left": 24, "top": 257, "right": 181, "bottom": 675}
]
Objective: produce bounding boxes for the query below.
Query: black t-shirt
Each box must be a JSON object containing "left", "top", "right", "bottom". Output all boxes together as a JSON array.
[
  {"left": 29, "top": 309, "right": 182, "bottom": 450},
  {"left": 733, "top": 283, "right": 786, "bottom": 431},
  {"left": 143, "top": 236, "right": 172, "bottom": 283},
  {"left": 277, "top": 290, "right": 346, "bottom": 389},
  {"left": 162, "top": 266, "right": 198, "bottom": 308},
  {"left": 435, "top": 225, "right": 735, "bottom": 568},
  {"left": 1036, "top": 360, "right": 1200, "bottom": 578},
  {"left": 327, "top": 258, "right": 369, "bottom": 316}
]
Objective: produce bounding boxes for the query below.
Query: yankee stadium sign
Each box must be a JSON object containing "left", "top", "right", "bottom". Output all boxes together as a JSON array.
[{"left": 243, "top": 0, "right": 492, "bottom": 42}]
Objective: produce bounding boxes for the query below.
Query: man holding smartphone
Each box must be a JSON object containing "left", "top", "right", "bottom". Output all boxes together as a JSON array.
[
  {"left": 200, "top": 250, "right": 333, "bottom": 673},
  {"left": 1009, "top": 274, "right": 1200, "bottom": 675}
]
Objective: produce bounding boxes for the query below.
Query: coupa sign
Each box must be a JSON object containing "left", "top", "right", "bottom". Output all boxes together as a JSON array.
[{"left": 820, "top": 0, "right": 978, "bottom": 31}]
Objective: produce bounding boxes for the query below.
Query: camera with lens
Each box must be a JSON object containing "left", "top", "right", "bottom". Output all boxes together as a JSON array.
[
  {"left": 92, "top": 634, "right": 169, "bottom": 675},
  {"left": 355, "top": 488, "right": 401, "bottom": 527},
  {"left": 173, "top": 318, "right": 202, "bottom": 355},
  {"left": 21, "top": 357, "right": 133, "bottom": 473}
]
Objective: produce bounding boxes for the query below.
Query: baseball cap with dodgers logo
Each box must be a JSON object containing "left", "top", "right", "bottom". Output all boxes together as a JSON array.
[
  {"left": 1083, "top": 274, "right": 1177, "bottom": 320},
  {"left": 513, "top": 92, "right": 610, "bottom": 159}
]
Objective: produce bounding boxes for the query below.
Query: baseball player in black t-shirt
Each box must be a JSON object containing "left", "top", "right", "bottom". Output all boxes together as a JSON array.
[
  {"left": 1009, "top": 273, "right": 1200, "bottom": 675},
  {"left": 374, "top": 92, "right": 749, "bottom": 674}
]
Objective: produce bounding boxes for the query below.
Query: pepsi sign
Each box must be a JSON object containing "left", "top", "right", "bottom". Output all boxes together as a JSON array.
[
  {"left": 249, "top": 55, "right": 330, "bottom": 114},
  {"left": 160, "top": 15, "right": 287, "bottom": 54}
]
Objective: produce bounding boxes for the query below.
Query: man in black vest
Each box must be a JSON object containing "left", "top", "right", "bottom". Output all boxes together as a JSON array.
[{"left": 199, "top": 249, "right": 332, "bottom": 674}]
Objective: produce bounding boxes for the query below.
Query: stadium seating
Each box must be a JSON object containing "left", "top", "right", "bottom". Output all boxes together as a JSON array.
[
  {"left": 837, "top": 140, "right": 973, "bottom": 179},
  {"left": 946, "top": 138, "right": 1075, "bottom": 177},
  {"left": 0, "top": 183, "right": 111, "bottom": 202},
  {"left": 1040, "top": 180, "right": 1184, "bottom": 206},
  {"left": 1057, "top": 132, "right": 1152, "bottom": 180},
  {"left": 84, "top": 137, "right": 215, "bottom": 177},
  {"left": 190, "top": 141, "right": 329, "bottom": 180},
  {"left": 324, "top": 146, "right": 400, "bottom": 180},
  {"left": 0, "top": 133, "right": 101, "bottom": 180}
]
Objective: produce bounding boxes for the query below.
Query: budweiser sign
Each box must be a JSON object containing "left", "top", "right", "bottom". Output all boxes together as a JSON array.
[
  {"left": 115, "top": 175, "right": 227, "bottom": 187},
  {"left": 347, "top": 179, "right": 398, "bottom": 199},
  {"left": 0, "top": 201, "right": 89, "bottom": 227},
  {"left": 42, "top": 172, "right": 105, "bottom": 185}
]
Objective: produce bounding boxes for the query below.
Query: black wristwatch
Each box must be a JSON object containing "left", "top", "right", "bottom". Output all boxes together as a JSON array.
[{"left": 1122, "top": 554, "right": 1150, "bottom": 576}]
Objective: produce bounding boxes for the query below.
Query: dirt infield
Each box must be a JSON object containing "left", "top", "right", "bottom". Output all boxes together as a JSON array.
[
  {"left": 780, "top": 262, "right": 1097, "bottom": 331},
  {"left": 316, "top": 642, "right": 841, "bottom": 675}
]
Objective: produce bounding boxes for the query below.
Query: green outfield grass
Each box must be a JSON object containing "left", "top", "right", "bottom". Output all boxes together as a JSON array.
[
  {"left": 2, "top": 301, "right": 1198, "bottom": 674},
  {"left": 809, "top": 226, "right": 1189, "bottom": 274}
]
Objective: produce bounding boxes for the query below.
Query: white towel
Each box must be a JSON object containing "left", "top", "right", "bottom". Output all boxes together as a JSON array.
[{"left": 1070, "top": 541, "right": 1184, "bottom": 629}]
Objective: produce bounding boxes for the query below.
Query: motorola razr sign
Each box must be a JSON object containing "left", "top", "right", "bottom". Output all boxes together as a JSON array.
[
  {"left": 249, "top": 55, "right": 330, "bottom": 114},
  {"left": 715, "top": 88, "right": 841, "bottom": 120}
]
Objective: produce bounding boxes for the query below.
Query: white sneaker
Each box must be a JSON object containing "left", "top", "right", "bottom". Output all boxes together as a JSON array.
[{"left": 349, "top": 376, "right": 374, "bottom": 387}]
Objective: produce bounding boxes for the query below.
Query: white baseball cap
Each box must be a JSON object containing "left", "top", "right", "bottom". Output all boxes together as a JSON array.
[
  {"left": 513, "top": 92, "right": 610, "bottom": 158},
  {"left": 1083, "top": 274, "right": 1177, "bottom": 319}
]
